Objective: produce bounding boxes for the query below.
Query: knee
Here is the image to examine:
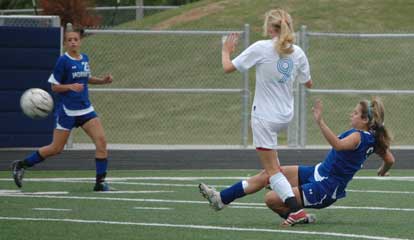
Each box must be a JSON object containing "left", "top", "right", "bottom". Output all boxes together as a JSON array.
[
  {"left": 264, "top": 192, "right": 277, "bottom": 207},
  {"left": 95, "top": 135, "right": 107, "bottom": 150},
  {"left": 258, "top": 170, "right": 270, "bottom": 185}
]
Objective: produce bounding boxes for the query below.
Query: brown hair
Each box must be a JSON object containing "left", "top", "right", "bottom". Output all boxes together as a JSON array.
[
  {"left": 64, "top": 23, "right": 84, "bottom": 40},
  {"left": 263, "top": 9, "right": 295, "bottom": 56},
  {"left": 360, "top": 97, "right": 392, "bottom": 155}
]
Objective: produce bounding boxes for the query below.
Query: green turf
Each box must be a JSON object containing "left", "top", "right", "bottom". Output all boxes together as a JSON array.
[{"left": 0, "top": 169, "right": 413, "bottom": 240}]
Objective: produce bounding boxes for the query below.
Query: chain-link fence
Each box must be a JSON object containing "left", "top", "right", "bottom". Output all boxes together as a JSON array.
[
  {"left": 68, "top": 26, "right": 251, "bottom": 147},
  {"left": 0, "top": 6, "right": 178, "bottom": 28},
  {"left": 290, "top": 27, "right": 414, "bottom": 147}
]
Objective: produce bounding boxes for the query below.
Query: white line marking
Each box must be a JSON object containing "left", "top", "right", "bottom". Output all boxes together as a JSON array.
[
  {"left": 0, "top": 216, "right": 409, "bottom": 240},
  {"left": 0, "top": 190, "right": 68, "bottom": 195},
  {"left": 0, "top": 194, "right": 412, "bottom": 212},
  {"left": 98, "top": 190, "right": 174, "bottom": 194},
  {"left": 347, "top": 189, "right": 414, "bottom": 194},
  {"left": 32, "top": 208, "right": 72, "bottom": 212},
  {"left": 230, "top": 205, "right": 414, "bottom": 212},
  {"left": 1, "top": 176, "right": 413, "bottom": 181},
  {"left": 133, "top": 207, "right": 172, "bottom": 210}
]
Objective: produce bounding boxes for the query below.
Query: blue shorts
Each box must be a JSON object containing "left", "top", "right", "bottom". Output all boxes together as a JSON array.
[
  {"left": 298, "top": 165, "right": 339, "bottom": 209},
  {"left": 55, "top": 111, "right": 97, "bottom": 131}
]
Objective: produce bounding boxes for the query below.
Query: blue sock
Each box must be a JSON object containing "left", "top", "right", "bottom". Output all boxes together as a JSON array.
[
  {"left": 24, "top": 151, "right": 44, "bottom": 167},
  {"left": 95, "top": 158, "right": 108, "bottom": 183},
  {"left": 220, "top": 181, "right": 246, "bottom": 204}
]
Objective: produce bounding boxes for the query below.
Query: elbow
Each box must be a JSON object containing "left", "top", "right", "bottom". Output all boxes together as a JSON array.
[
  {"left": 223, "top": 67, "right": 233, "bottom": 73},
  {"left": 385, "top": 153, "right": 395, "bottom": 166},
  {"left": 51, "top": 85, "right": 58, "bottom": 92},
  {"left": 222, "top": 62, "right": 236, "bottom": 74},
  {"left": 332, "top": 142, "right": 347, "bottom": 151}
]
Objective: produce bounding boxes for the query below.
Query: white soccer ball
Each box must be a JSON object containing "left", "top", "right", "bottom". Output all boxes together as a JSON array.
[{"left": 20, "top": 88, "right": 54, "bottom": 119}]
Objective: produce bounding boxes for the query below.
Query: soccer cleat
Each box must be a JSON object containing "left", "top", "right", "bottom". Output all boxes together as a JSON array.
[
  {"left": 304, "top": 213, "right": 317, "bottom": 224},
  {"left": 11, "top": 160, "right": 25, "bottom": 188},
  {"left": 199, "top": 183, "right": 225, "bottom": 211},
  {"left": 93, "top": 182, "right": 114, "bottom": 192},
  {"left": 281, "top": 209, "right": 308, "bottom": 226}
]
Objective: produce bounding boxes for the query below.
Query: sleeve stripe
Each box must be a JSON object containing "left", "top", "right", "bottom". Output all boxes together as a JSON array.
[{"left": 48, "top": 74, "right": 60, "bottom": 85}]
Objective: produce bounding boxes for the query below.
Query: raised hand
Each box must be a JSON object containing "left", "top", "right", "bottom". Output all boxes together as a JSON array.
[
  {"left": 222, "top": 32, "right": 239, "bottom": 54},
  {"left": 102, "top": 74, "right": 113, "bottom": 84},
  {"left": 312, "top": 99, "right": 323, "bottom": 124}
]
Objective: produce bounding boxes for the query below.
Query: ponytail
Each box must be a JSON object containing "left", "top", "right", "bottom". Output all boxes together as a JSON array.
[
  {"left": 263, "top": 9, "right": 295, "bottom": 56},
  {"left": 360, "top": 97, "right": 392, "bottom": 155}
]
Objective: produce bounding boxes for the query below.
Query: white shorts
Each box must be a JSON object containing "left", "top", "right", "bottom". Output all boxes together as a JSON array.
[{"left": 251, "top": 117, "right": 289, "bottom": 149}]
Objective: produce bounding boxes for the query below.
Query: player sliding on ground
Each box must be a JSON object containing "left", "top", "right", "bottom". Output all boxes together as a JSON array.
[
  {"left": 264, "top": 97, "right": 394, "bottom": 222},
  {"left": 201, "top": 97, "right": 394, "bottom": 226}
]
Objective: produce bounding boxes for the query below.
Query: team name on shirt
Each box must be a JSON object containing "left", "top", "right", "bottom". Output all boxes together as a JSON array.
[{"left": 72, "top": 62, "right": 91, "bottom": 79}]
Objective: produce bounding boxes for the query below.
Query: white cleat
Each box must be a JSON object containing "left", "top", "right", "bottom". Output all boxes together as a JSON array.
[
  {"left": 198, "top": 183, "right": 225, "bottom": 211},
  {"left": 305, "top": 213, "right": 317, "bottom": 224}
]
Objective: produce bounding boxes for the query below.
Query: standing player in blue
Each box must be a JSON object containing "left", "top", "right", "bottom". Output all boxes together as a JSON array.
[
  {"left": 199, "top": 8, "right": 313, "bottom": 226},
  {"left": 11, "top": 23, "right": 114, "bottom": 191},
  {"left": 264, "top": 97, "right": 395, "bottom": 224}
]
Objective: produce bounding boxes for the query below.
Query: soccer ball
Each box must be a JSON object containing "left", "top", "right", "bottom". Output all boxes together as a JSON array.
[{"left": 20, "top": 88, "right": 54, "bottom": 119}]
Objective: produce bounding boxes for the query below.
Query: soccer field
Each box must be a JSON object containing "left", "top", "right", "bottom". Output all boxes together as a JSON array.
[{"left": 0, "top": 169, "right": 413, "bottom": 240}]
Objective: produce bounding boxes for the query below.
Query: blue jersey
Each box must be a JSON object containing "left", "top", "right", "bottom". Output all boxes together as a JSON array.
[
  {"left": 317, "top": 128, "right": 375, "bottom": 198},
  {"left": 48, "top": 52, "right": 94, "bottom": 116}
]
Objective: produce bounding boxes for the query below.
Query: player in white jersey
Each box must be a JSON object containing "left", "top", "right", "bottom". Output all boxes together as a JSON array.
[
  {"left": 199, "top": 9, "right": 313, "bottom": 226},
  {"left": 265, "top": 97, "right": 394, "bottom": 224},
  {"left": 11, "top": 23, "right": 114, "bottom": 191}
]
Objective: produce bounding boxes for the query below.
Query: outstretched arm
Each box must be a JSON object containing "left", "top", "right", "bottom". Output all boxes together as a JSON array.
[
  {"left": 312, "top": 99, "right": 360, "bottom": 151},
  {"left": 89, "top": 74, "right": 113, "bottom": 85},
  {"left": 377, "top": 149, "right": 395, "bottom": 176}
]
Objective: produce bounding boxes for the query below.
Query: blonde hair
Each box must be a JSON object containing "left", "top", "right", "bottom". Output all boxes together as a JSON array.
[
  {"left": 263, "top": 9, "right": 295, "bottom": 56},
  {"left": 360, "top": 96, "right": 392, "bottom": 155}
]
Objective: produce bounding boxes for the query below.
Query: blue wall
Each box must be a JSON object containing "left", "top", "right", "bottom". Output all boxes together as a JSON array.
[{"left": 0, "top": 26, "right": 61, "bottom": 147}]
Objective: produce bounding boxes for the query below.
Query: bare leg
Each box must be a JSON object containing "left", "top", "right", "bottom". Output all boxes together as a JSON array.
[
  {"left": 264, "top": 186, "right": 303, "bottom": 217},
  {"left": 38, "top": 129, "right": 71, "bottom": 158},
  {"left": 81, "top": 118, "right": 107, "bottom": 158},
  {"left": 81, "top": 117, "right": 110, "bottom": 191}
]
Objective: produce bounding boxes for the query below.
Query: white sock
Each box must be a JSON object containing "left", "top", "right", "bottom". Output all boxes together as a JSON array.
[
  {"left": 269, "top": 172, "right": 295, "bottom": 202},
  {"left": 242, "top": 180, "right": 249, "bottom": 191}
]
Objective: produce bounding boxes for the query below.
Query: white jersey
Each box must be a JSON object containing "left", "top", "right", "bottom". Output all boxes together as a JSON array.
[{"left": 232, "top": 38, "right": 311, "bottom": 123}]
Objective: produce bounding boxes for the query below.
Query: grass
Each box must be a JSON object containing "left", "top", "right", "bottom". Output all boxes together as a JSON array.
[
  {"left": 67, "top": 0, "right": 414, "bottom": 146},
  {"left": 0, "top": 169, "right": 413, "bottom": 240}
]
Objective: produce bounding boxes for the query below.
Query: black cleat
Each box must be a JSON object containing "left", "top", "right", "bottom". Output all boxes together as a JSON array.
[
  {"left": 93, "top": 182, "right": 114, "bottom": 192},
  {"left": 11, "top": 160, "right": 25, "bottom": 188}
]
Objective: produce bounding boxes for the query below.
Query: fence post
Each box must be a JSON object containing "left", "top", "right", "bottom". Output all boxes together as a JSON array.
[
  {"left": 299, "top": 25, "right": 308, "bottom": 147},
  {"left": 241, "top": 24, "right": 250, "bottom": 148},
  {"left": 136, "top": 0, "right": 144, "bottom": 20}
]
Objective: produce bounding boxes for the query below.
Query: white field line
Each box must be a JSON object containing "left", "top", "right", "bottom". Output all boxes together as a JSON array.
[
  {"left": 98, "top": 190, "right": 174, "bottom": 194},
  {"left": 229, "top": 205, "right": 414, "bottom": 212},
  {"left": 0, "top": 176, "right": 413, "bottom": 181},
  {"left": 347, "top": 189, "right": 414, "bottom": 194},
  {"left": 2, "top": 178, "right": 413, "bottom": 194},
  {"left": 0, "top": 194, "right": 413, "bottom": 212},
  {"left": 0, "top": 216, "right": 409, "bottom": 240},
  {"left": 0, "top": 190, "right": 68, "bottom": 195},
  {"left": 133, "top": 207, "right": 172, "bottom": 210},
  {"left": 32, "top": 208, "right": 72, "bottom": 212}
]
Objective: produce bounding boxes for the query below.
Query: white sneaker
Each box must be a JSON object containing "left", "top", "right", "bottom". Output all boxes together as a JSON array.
[{"left": 198, "top": 183, "right": 225, "bottom": 211}]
